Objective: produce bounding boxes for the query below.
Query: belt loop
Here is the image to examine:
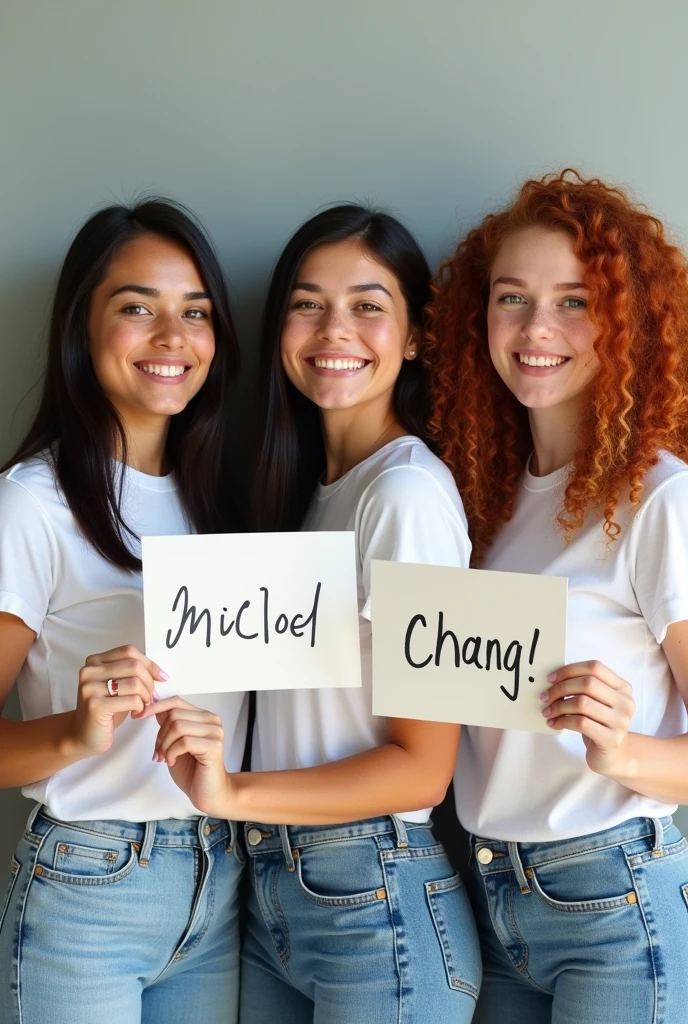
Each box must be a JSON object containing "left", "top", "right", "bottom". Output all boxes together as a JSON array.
[
  {"left": 508, "top": 841, "right": 531, "bottom": 894},
  {"left": 26, "top": 802, "right": 41, "bottom": 831},
  {"left": 228, "top": 819, "right": 238, "bottom": 852},
  {"left": 651, "top": 817, "right": 665, "bottom": 857},
  {"left": 391, "top": 814, "right": 409, "bottom": 849},
  {"left": 139, "top": 820, "right": 156, "bottom": 867},
  {"left": 279, "top": 825, "right": 296, "bottom": 871}
]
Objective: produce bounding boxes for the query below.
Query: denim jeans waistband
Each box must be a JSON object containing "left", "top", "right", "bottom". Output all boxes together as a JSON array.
[
  {"left": 472, "top": 815, "right": 675, "bottom": 892},
  {"left": 27, "top": 805, "right": 238, "bottom": 860},
  {"left": 242, "top": 814, "right": 433, "bottom": 867}
]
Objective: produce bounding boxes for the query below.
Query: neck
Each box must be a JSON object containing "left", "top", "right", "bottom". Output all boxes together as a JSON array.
[
  {"left": 113, "top": 411, "right": 172, "bottom": 476},
  {"left": 320, "top": 397, "right": 407, "bottom": 484},
  {"left": 528, "top": 396, "right": 583, "bottom": 477}
]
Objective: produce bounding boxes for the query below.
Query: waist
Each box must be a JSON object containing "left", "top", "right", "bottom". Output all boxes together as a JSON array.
[
  {"left": 242, "top": 814, "right": 433, "bottom": 856},
  {"left": 28, "top": 806, "right": 237, "bottom": 850},
  {"left": 472, "top": 815, "right": 679, "bottom": 875}
]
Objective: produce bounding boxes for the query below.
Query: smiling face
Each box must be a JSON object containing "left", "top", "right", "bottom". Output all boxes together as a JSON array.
[
  {"left": 280, "top": 238, "right": 418, "bottom": 417},
  {"left": 87, "top": 233, "right": 215, "bottom": 431},
  {"left": 487, "top": 227, "right": 599, "bottom": 414}
]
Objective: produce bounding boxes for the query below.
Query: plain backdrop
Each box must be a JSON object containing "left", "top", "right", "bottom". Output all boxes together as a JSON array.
[{"left": 2, "top": 0, "right": 688, "bottom": 880}]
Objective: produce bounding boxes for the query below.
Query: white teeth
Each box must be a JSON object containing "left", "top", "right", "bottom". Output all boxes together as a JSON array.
[
  {"left": 139, "top": 363, "right": 187, "bottom": 377},
  {"left": 313, "top": 357, "right": 367, "bottom": 370},
  {"left": 518, "top": 354, "right": 566, "bottom": 367}
]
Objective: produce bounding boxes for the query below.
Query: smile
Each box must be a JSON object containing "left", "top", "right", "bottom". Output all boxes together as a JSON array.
[
  {"left": 134, "top": 362, "right": 192, "bottom": 380},
  {"left": 310, "top": 357, "right": 369, "bottom": 371},
  {"left": 517, "top": 354, "right": 567, "bottom": 367}
]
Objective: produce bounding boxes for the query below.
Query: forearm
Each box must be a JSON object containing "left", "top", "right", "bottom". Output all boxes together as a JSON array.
[
  {"left": 608, "top": 732, "right": 688, "bottom": 804},
  {"left": 229, "top": 742, "right": 451, "bottom": 826},
  {"left": 0, "top": 712, "right": 88, "bottom": 788}
]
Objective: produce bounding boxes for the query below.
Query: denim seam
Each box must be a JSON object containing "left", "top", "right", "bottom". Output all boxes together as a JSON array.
[
  {"left": 380, "top": 845, "right": 447, "bottom": 863},
  {"left": 153, "top": 846, "right": 212, "bottom": 980},
  {"left": 377, "top": 851, "right": 404, "bottom": 1024},
  {"left": 625, "top": 852, "right": 660, "bottom": 1024},
  {"left": 0, "top": 858, "right": 21, "bottom": 934},
  {"left": 477, "top": 831, "right": 660, "bottom": 877},
  {"left": 16, "top": 823, "right": 51, "bottom": 1023},
  {"left": 295, "top": 857, "right": 387, "bottom": 908}
]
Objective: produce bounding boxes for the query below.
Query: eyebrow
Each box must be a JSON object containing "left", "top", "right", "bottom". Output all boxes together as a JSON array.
[
  {"left": 292, "top": 281, "right": 393, "bottom": 298},
  {"left": 492, "top": 276, "right": 588, "bottom": 291},
  {"left": 109, "top": 284, "right": 210, "bottom": 300}
]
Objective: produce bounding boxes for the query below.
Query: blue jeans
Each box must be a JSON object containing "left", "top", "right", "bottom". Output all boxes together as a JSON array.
[
  {"left": 0, "top": 805, "right": 243, "bottom": 1024},
  {"left": 240, "top": 815, "right": 481, "bottom": 1023},
  {"left": 470, "top": 816, "right": 688, "bottom": 1023}
]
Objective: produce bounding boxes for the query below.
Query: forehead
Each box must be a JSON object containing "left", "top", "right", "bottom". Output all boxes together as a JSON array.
[
  {"left": 103, "top": 234, "right": 205, "bottom": 288},
  {"left": 296, "top": 238, "right": 399, "bottom": 293},
  {"left": 491, "top": 227, "right": 586, "bottom": 282}
]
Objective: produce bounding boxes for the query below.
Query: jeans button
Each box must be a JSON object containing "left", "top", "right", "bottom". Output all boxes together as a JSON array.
[
  {"left": 247, "top": 828, "right": 263, "bottom": 847},
  {"left": 477, "top": 847, "right": 493, "bottom": 865}
]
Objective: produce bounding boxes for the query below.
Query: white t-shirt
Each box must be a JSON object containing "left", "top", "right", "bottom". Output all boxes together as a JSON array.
[
  {"left": 252, "top": 436, "right": 471, "bottom": 823},
  {"left": 0, "top": 455, "right": 248, "bottom": 822},
  {"left": 455, "top": 451, "right": 688, "bottom": 842}
]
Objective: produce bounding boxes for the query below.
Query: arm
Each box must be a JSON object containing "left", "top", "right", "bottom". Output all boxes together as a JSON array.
[
  {"left": 143, "top": 461, "right": 470, "bottom": 820},
  {"left": 145, "top": 696, "right": 460, "bottom": 822},
  {"left": 542, "top": 620, "right": 688, "bottom": 803},
  {"left": 0, "top": 625, "right": 165, "bottom": 789}
]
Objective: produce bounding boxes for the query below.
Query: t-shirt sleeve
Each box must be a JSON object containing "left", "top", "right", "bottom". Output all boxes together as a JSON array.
[
  {"left": 356, "top": 466, "right": 471, "bottom": 621},
  {"left": 0, "top": 477, "right": 58, "bottom": 635},
  {"left": 631, "top": 472, "right": 688, "bottom": 643}
]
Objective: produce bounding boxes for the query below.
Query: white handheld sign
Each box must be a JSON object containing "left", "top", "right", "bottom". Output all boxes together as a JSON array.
[
  {"left": 371, "top": 561, "right": 567, "bottom": 732},
  {"left": 143, "top": 532, "right": 361, "bottom": 695}
]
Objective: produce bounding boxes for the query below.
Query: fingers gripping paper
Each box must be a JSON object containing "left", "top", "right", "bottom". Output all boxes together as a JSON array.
[
  {"left": 371, "top": 561, "right": 567, "bottom": 733},
  {"left": 143, "top": 532, "right": 362, "bottom": 695}
]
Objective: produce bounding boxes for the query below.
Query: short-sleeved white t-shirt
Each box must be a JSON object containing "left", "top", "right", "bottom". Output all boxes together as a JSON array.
[
  {"left": 0, "top": 455, "right": 248, "bottom": 823},
  {"left": 252, "top": 436, "right": 471, "bottom": 823},
  {"left": 454, "top": 451, "right": 688, "bottom": 842}
]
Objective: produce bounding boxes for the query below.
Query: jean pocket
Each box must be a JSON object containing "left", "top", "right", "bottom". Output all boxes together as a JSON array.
[
  {"left": 36, "top": 834, "right": 137, "bottom": 886},
  {"left": 0, "top": 857, "right": 20, "bottom": 931},
  {"left": 425, "top": 873, "right": 481, "bottom": 998},
  {"left": 529, "top": 867, "right": 637, "bottom": 913},
  {"left": 295, "top": 838, "right": 388, "bottom": 908}
]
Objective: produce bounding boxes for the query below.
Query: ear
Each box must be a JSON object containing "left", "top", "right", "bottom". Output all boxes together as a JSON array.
[{"left": 403, "top": 326, "right": 421, "bottom": 361}]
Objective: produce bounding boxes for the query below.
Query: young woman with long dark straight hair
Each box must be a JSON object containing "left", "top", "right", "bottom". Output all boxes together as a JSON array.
[
  {"left": 426, "top": 170, "right": 688, "bottom": 1023},
  {"left": 140, "top": 204, "right": 482, "bottom": 1022},
  {"left": 0, "top": 200, "right": 248, "bottom": 1024}
]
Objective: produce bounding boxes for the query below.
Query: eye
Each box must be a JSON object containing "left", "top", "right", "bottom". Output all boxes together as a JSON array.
[
  {"left": 121, "top": 303, "right": 150, "bottom": 316},
  {"left": 561, "top": 297, "right": 587, "bottom": 309},
  {"left": 183, "top": 308, "right": 209, "bottom": 319},
  {"left": 356, "top": 302, "right": 382, "bottom": 312},
  {"left": 498, "top": 294, "right": 525, "bottom": 305},
  {"left": 292, "top": 299, "right": 321, "bottom": 310}
]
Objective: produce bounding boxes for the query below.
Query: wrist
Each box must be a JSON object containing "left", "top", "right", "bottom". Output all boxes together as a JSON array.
[
  {"left": 56, "top": 711, "right": 91, "bottom": 762},
  {"left": 599, "top": 733, "right": 640, "bottom": 785}
]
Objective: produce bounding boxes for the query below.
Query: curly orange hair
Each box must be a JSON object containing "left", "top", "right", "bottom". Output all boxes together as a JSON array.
[{"left": 425, "top": 169, "right": 688, "bottom": 564}]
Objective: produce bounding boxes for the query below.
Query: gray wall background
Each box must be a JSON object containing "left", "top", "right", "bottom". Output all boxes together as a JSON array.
[{"left": 2, "top": 0, "right": 688, "bottom": 873}]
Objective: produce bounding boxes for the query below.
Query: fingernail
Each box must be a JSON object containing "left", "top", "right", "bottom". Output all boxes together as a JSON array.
[
  {"left": 540, "top": 691, "right": 550, "bottom": 702},
  {"left": 541, "top": 706, "right": 552, "bottom": 717},
  {"left": 153, "top": 689, "right": 160, "bottom": 703},
  {"left": 152, "top": 750, "right": 158, "bottom": 761},
  {"left": 158, "top": 670, "right": 170, "bottom": 681},
  {"left": 546, "top": 719, "right": 556, "bottom": 727},
  {"left": 547, "top": 672, "right": 556, "bottom": 682}
]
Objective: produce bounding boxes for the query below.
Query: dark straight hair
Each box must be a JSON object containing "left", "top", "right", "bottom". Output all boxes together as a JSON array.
[
  {"left": 2, "top": 198, "right": 240, "bottom": 571},
  {"left": 254, "top": 204, "right": 431, "bottom": 532}
]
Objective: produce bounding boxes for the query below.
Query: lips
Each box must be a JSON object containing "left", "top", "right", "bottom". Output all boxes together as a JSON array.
[{"left": 133, "top": 361, "right": 192, "bottom": 382}]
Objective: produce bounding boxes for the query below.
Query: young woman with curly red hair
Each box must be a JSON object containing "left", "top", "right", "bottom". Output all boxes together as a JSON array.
[{"left": 426, "top": 170, "right": 688, "bottom": 1023}]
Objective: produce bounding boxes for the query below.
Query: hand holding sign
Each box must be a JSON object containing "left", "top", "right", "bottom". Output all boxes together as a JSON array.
[
  {"left": 142, "top": 532, "right": 361, "bottom": 696},
  {"left": 371, "top": 561, "right": 567, "bottom": 733}
]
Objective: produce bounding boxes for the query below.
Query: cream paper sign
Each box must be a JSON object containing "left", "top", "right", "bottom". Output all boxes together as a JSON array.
[
  {"left": 371, "top": 561, "right": 567, "bottom": 732},
  {"left": 142, "top": 532, "right": 361, "bottom": 695}
]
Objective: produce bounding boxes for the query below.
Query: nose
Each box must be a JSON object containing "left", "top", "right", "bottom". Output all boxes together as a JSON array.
[
  {"left": 317, "top": 307, "right": 353, "bottom": 343},
  {"left": 521, "top": 303, "right": 556, "bottom": 341},
  {"left": 151, "top": 311, "right": 186, "bottom": 350}
]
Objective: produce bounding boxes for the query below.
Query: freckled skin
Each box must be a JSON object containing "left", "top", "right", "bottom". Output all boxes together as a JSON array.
[{"left": 487, "top": 227, "right": 599, "bottom": 413}]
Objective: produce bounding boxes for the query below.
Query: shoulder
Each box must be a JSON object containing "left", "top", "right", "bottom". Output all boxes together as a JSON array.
[
  {"left": 633, "top": 452, "right": 688, "bottom": 522},
  {"left": 0, "top": 455, "right": 63, "bottom": 520},
  {"left": 360, "top": 438, "right": 464, "bottom": 513}
]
